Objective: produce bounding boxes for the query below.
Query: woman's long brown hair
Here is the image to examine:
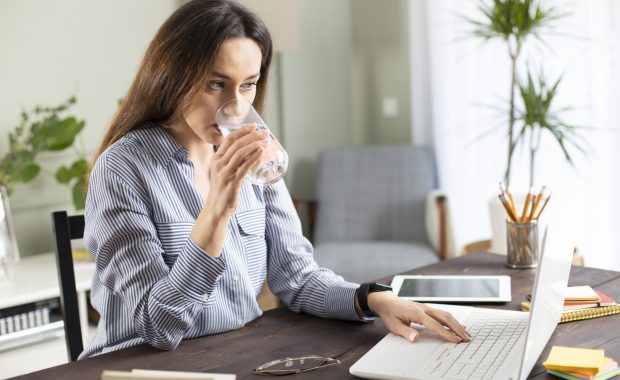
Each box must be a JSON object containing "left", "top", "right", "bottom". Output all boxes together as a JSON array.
[{"left": 89, "top": 0, "right": 272, "bottom": 181}]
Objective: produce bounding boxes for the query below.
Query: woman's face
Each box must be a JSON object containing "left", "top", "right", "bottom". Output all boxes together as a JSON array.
[{"left": 181, "top": 37, "right": 262, "bottom": 146}]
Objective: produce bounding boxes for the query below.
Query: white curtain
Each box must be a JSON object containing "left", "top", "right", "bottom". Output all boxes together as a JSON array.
[{"left": 410, "top": 0, "right": 620, "bottom": 270}]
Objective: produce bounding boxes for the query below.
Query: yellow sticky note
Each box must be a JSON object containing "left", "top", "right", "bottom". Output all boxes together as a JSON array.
[{"left": 543, "top": 346, "right": 606, "bottom": 375}]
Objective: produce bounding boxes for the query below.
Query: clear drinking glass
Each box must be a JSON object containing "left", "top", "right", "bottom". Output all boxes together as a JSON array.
[{"left": 216, "top": 98, "right": 288, "bottom": 186}]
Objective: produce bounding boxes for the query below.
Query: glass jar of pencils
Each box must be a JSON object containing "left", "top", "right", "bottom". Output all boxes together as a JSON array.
[{"left": 506, "top": 220, "right": 539, "bottom": 268}]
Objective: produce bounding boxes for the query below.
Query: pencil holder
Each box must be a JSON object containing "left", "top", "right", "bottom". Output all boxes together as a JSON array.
[{"left": 506, "top": 220, "right": 538, "bottom": 268}]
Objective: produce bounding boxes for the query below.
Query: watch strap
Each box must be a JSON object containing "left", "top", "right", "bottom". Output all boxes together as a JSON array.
[
  {"left": 357, "top": 283, "right": 392, "bottom": 317},
  {"left": 357, "top": 283, "right": 373, "bottom": 316}
]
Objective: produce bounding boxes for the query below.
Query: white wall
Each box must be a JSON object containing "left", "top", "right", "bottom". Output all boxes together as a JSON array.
[
  {"left": 275, "top": 0, "right": 413, "bottom": 199},
  {"left": 0, "top": 0, "right": 177, "bottom": 256},
  {"left": 277, "top": 0, "right": 354, "bottom": 199},
  {"left": 351, "top": 0, "right": 412, "bottom": 145}
]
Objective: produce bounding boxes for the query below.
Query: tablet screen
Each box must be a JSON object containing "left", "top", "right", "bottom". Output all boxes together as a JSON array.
[{"left": 397, "top": 278, "right": 500, "bottom": 298}]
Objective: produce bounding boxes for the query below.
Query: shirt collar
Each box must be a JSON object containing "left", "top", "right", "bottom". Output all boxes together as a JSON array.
[{"left": 137, "top": 122, "right": 188, "bottom": 166}]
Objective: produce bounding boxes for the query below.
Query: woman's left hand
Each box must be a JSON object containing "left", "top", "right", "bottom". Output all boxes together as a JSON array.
[{"left": 367, "top": 291, "right": 471, "bottom": 344}]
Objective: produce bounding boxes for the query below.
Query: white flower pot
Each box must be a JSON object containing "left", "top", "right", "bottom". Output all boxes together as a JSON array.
[{"left": 488, "top": 197, "right": 508, "bottom": 255}]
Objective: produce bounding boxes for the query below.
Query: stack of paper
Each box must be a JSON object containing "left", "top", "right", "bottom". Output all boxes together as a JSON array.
[
  {"left": 563, "top": 286, "right": 616, "bottom": 311},
  {"left": 521, "top": 286, "right": 620, "bottom": 323},
  {"left": 543, "top": 346, "right": 620, "bottom": 380}
]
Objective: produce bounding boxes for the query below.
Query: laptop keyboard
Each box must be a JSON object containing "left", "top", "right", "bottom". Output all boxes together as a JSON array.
[{"left": 419, "top": 309, "right": 528, "bottom": 380}]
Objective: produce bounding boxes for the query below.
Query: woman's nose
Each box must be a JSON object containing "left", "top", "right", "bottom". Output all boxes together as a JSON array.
[
  {"left": 219, "top": 95, "right": 250, "bottom": 121},
  {"left": 231, "top": 95, "right": 247, "bottom": 115}
]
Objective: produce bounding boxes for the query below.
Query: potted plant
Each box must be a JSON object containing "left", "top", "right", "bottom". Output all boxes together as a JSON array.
[
  {"left": 466, "top": 0, "right": 587, "bottom": 254},
  {"left": 468, "top": 0, "right": 562, "bottom": 186},
  {"left": 0, "top": 96, "right": 88, "bottom": 208},
  {"left": 516, "top": 70, "right": 586, "bottom": 188},
  {"left": 0, "top": 96, "right": 87, "bottom": 274}
]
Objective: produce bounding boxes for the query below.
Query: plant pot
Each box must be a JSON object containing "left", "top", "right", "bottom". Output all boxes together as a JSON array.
[
  {"left": 0, "top": 185, "right": 20, "bottom": 280},
  {"left": 488, "top": 196, "right": 508, "bottom": 255}
]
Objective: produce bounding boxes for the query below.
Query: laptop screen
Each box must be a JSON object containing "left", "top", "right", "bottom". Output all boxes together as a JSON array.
[{"left": 517, "top": 226, "right": 573, "bottom": 380}]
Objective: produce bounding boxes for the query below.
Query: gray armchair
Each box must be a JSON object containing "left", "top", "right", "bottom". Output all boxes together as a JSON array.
[{"left": 296, "top": 145, "right": 448, "bottom": 283}]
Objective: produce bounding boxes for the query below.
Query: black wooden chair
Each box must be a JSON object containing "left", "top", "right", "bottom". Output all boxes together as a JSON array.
[{"left": 51, "top": 211, "right": 85, "bottom": 362}]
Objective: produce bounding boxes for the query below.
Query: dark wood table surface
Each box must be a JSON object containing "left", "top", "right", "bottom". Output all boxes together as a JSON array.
[{"left": 14, "top": 251, "right": 620, "bottom": 380}]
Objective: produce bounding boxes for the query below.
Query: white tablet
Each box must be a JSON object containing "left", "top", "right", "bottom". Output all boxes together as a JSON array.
[{"left": 390, "top": 275, "right": 512, "bottom": 303}]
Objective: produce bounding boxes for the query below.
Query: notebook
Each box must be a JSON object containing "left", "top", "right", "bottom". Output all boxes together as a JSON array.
[
  {"left": 350, "top": 226, "right": 573, "bottom": 380},
  {"left": 521, "top": 300, "right": 620, "bottom": 323}
]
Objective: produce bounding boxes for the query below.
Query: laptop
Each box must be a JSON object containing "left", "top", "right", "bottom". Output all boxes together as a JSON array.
[{"left": 350, "top": 226, "right": 573, "bottom": 380}]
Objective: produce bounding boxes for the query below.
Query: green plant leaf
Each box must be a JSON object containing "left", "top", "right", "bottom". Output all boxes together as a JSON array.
[
  {"left": 56, "top": 158, "right": 89, "bottom": 183},
  {"left": 56, "top": 166, "right": 73, "bottom": 183},
  {"left": 515, "top": 69, "right": 588, "bottom": 186},
  {"left": 70, "top": 158, "right": 89, "bottom": 176},
  {"left": 0, "top": 95, "right": 86, "bottom": 197},
  {"left": 31, "top": 117, "right": 85, "bottom": 151},
  {"left": 13, "top": 162, "right": 40, "bottom": 183},
  {"left": 469, "top": 0, "right": 560, "bottom": 44},
  {"left": 72, "top": 176, "right": 86, "bottom": 210}
]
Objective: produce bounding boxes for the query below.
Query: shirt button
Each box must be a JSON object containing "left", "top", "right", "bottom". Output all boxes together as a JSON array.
[
  {"left": 202, "top": 294, "right": 209, "bottom": 301},
  {"left": 233, "top": 275, "right": 239, "bottom": 282},
  {"left": 237, "top": 319, "right": 243, "bottom": 327}
]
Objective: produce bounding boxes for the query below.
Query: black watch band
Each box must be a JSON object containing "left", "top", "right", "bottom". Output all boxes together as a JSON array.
[{"left": 357, "top": 283, "right": 393, "bottom": 317}]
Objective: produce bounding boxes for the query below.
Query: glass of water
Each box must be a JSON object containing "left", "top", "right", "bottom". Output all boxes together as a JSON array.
[{"left": 215, "top": 98, "right": 288, "bottom": 185}]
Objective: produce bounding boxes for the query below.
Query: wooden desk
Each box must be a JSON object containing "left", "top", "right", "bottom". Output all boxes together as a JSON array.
[{"left": 14, "top": 252, "right": 620, "bottom": 380}]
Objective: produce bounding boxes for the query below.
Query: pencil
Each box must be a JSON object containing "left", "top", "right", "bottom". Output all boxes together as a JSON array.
[
  {"left": 520, "top": 188, "right": 533, "bottom": 222},
  {"left": 499, "top": 182, "right": 507, "bottom": 193},
  {"left": 528, "top": 186, "right": 546, "bottom": 221},
  {"left": 534, "top": 193, "right": 551, "bottom": 220},
  {"left": 498, "top": 194, "right": 518, "bottom": 222},
  {"left": 507, "top": 191, "right": 516, "bottom": 215},
  {"left": 499, "top": 183, "right": 518, "bottom": 220}
]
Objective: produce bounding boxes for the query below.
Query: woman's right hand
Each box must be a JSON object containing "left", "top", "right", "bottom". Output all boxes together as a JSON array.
[
  {"left": 208, "top": 124, "right": 267, "bottom": 216},
  {"left": 191, "top": 124, "right": 267, "bottom": 258}
]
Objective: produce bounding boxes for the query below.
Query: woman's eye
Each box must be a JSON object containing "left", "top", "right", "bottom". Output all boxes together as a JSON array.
[
  {"left": 208, "top": 81, "right": 225, "bottom": 90},
  {"left": 241, "top": 82, "right": 257, "bottom": 91}
]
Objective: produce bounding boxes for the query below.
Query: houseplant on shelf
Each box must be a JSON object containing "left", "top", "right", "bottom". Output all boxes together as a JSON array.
[{"left": 0, "top": 96, "right": 87, "bottom": 277}]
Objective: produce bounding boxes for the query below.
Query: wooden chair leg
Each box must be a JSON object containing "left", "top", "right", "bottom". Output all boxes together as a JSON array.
[
  {"left": 461, "top": 239, "right": 492, "bottom": 255},
  {"left": 436, "top": 195, "right": 447, "bottom": 260},
  {"left": 572, "top": 246, "right": 584, "bottom": 266}
]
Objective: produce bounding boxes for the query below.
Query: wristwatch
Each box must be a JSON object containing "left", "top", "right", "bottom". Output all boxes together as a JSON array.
[{"left": 357, "top": 283, "right": 393, "bottom": 317}]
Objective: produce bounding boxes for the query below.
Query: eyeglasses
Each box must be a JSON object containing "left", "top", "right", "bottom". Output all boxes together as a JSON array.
[{"left": 254, "top": 355, "right": 342, "bottom": 376}]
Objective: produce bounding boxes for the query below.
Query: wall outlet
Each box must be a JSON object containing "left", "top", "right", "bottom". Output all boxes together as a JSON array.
[{"left": 382, "top": 97, "right": 399, "bottom": 118}]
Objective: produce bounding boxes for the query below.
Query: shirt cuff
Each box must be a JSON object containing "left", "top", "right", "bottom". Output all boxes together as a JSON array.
[
  {"left": 325, "top": 281, "right": 375, "bottom": 322},
  {"left": 167, "top": 237, "right": 226, "bottom": 304}
]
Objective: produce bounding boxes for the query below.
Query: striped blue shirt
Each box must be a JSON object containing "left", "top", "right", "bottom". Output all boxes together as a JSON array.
[{"left": 81, "top": 123, "right": 363, "bottom": 358}]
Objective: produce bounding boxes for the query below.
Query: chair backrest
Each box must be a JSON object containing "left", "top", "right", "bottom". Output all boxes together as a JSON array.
[
  {"left": 314, "top": 145, "right": 438, "bottom": 245},
  {"left": 51, "top": 211, "right": 85, "bottom": 362}
]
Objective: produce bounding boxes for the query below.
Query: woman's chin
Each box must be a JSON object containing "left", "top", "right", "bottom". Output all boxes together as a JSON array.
[{"left": 207, "top": 136, "right": 224, "bottom": 146}]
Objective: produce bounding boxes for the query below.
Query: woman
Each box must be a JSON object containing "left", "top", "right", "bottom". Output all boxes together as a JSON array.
[{"left": 83, "top": 0, "right": 469, "bottom": 358}]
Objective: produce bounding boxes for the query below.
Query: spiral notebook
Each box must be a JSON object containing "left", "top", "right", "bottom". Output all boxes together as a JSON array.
[{"left": 520, "top": 301, "right": 620, "bottom": 323}]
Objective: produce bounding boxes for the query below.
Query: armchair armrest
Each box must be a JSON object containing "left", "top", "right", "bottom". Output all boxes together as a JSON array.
[{"left": 425, "top": 190, "right": 453, "bottom": 260}]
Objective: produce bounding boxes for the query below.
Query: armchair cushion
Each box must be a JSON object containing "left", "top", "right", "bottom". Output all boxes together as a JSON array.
[{"left": 314, "top": 146, "right": 437, "bottom": 246}]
